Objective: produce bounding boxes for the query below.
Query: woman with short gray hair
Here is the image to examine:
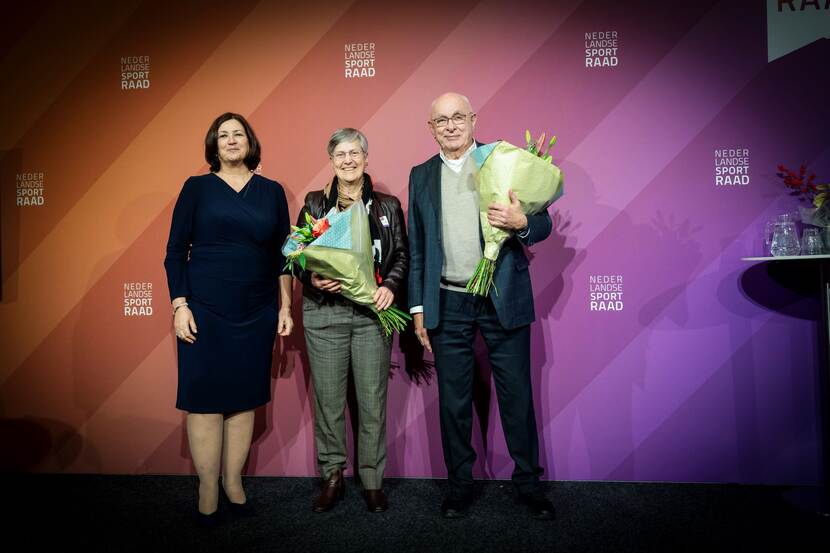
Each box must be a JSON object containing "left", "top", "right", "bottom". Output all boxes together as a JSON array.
[{"left": 295, "top": 128, "right": 408, "bottom": 513}]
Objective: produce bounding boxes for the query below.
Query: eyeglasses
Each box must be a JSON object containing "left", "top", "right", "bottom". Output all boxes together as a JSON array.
[
  {"left": 332, "top": 150, "right": 365, "bottom": 162},
  {"left": 430, "top": 112, "right": 473, "bottom": 129}
]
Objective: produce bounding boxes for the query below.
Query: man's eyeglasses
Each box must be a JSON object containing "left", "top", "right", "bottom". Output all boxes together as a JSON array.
[{"left": 430, "top": 112, "right": 473, "bottom": 129}]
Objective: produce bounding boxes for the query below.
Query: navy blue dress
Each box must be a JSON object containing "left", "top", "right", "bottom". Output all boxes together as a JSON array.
[{"left": 164, "top": 173, "right": 290, "bottom": 413}]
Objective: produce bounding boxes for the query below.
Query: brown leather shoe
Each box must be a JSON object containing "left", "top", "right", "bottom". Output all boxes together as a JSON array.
[
  {"left": 312, "top": 469, "right": 344, "bottom": 513},
  {"left": 364, "top": 489, "right": 388, "bottom": 512}
]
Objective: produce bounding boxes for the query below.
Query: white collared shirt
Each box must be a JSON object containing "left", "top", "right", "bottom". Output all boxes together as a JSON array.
[{"left": 439, "top": 141, "right": 477, "bottom": 173}]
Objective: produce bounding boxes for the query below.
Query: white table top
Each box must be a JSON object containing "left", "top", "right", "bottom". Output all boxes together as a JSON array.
[{"left": 742, "top": 255, "right": 830, "bottom": 261}]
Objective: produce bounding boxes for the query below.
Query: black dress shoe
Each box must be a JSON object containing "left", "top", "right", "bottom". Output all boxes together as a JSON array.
[
  {"left": 518, "top": 492, "right": 555, "bottom": 520},
  {"left": 196, "top": 509, "right": 221, "bottom": 528},
  {"left": 364, "top": 489, "right": 388, "bottom": 512},
  {"left": 312, "top": 469, "right": 344, "bottom": 513},
  {"left": 440, "top": 495, "right": 471, "bottom": 519},
  {"left": 221, "top": 486, "right": 256, "bottom": 517}
]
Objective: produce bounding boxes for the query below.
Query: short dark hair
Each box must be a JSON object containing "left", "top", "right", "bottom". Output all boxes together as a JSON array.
[{"left": 204, "top": 112, "right": 261, "bottom": 172}]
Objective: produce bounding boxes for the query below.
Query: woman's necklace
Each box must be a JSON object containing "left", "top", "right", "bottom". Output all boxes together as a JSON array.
[{"left": 217, "top": 170, "right": 252, "bottom": 191}]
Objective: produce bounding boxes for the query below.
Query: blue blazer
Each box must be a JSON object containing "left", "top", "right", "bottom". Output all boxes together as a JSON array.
[{"left": 407, "top": 148, "right": 552, "bottom": 330}]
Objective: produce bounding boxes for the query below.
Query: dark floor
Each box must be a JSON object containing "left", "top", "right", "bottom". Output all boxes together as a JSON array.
[{"left": 5, "top": 474, "right": 829, "bottom": 552}]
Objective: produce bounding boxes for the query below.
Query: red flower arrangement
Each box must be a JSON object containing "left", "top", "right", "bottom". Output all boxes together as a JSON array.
[
  {"left": 777, "top": 163, "right": 830, "bottom": 227},
  {"left": 286, "top": 212, "right": 332, "bottom": 271},
  {"left": 777, "top": 163, "right": 822, "bottom": 204}
]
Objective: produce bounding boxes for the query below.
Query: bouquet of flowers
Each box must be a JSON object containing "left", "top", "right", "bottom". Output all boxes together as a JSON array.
[
  {"left": 282, "top": 201, "right": 411, "bottom": 336},
  {"left": 466, "top": 130, "right": 564, "bottom": 296},
  {"left": 776, "top": 163, "right": 830, "bottom": 226}
]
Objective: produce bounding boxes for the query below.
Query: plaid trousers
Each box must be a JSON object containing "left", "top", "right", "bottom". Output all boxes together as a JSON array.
[{"left": 302, "top": 296, "right": 392, "bottom": 489}]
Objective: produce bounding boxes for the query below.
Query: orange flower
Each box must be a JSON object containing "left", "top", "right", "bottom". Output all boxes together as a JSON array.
[{"left": 311, "top": 217, "right": 330, "bottom": 238}]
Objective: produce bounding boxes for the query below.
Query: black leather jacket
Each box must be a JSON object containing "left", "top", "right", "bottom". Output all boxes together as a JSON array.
[{"left": 296, "top": 174, "right": 409, "bottom": 306}]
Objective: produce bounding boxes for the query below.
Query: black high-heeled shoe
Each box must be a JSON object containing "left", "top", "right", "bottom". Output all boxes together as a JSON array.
[
  {"left": 196, "top": 509, "right": 222, "bottom": 528},
  {"left": 221, "top": 485, "right": 256, "bottom": 517}
]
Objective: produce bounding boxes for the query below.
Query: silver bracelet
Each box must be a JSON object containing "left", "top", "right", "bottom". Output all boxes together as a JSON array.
[{"left": 172, "top": 302, "right": 188, "bottom": 316}]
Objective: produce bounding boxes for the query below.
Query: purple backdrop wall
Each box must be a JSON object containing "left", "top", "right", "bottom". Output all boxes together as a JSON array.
[{"left": 1, "top": 0, "right": 829, "bottom": 485}]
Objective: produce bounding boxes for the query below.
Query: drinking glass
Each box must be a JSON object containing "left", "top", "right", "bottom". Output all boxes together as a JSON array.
[
  {"left": 770, "top": 215, "right": 801, "bottom": 257},
  {"left": 801, "top": 228, "right": 824, "bottom": 255}
]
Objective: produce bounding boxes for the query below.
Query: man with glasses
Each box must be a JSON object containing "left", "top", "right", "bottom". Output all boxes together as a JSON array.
[{"left": 407, "top": 92, "right": 555, "bottom": 520}]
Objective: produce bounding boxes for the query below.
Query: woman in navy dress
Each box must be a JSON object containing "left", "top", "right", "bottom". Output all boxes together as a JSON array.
[{"left": 164, "top": 112, "right": 293, "bottom": 525}]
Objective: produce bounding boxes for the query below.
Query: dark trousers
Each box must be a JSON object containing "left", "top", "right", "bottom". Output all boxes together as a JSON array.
[{"left": 430, "top": 288, "right": 543, "bottom": 497}]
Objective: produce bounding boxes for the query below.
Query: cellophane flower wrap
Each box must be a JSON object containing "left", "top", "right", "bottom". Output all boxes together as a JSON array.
[
  {"left": 281, "top": 201, "right": 411, "bottom": 335},
  {"left": 466, "top": 140, "right": 564, "bottom": 296}
]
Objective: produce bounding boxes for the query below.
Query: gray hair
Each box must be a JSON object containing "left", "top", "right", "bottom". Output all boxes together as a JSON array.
[{"left": 327, "top": 128, "right": 369, "bottom": 157}]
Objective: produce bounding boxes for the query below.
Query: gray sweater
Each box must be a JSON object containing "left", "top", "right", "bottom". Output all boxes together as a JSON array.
[{"left": 440, "top": 157, "right": 482, "bottom": 291}]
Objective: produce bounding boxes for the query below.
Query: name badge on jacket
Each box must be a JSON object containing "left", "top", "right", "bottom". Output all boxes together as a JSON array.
[{"left": 379, "top": 215, "right": 390, "bottom": 227}]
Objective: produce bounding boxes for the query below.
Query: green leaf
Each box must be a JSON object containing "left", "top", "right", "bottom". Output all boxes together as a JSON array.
[
  {"left": 525, "top": 129, "right": 532, "bottom": 144},
  {"left": 304, "top": 212, "right": 313, "bottom": 225},
  {"left": 298, "top": 253, "right": 307, "bottom": 271}
]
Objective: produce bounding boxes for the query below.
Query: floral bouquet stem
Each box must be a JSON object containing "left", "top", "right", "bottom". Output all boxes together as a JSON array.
[
  {"left": 376, "top": 306, "right": 413, "bottom": 336},
  {"left": 466, "top": 242, "right": 500, "bottom": 296}
]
